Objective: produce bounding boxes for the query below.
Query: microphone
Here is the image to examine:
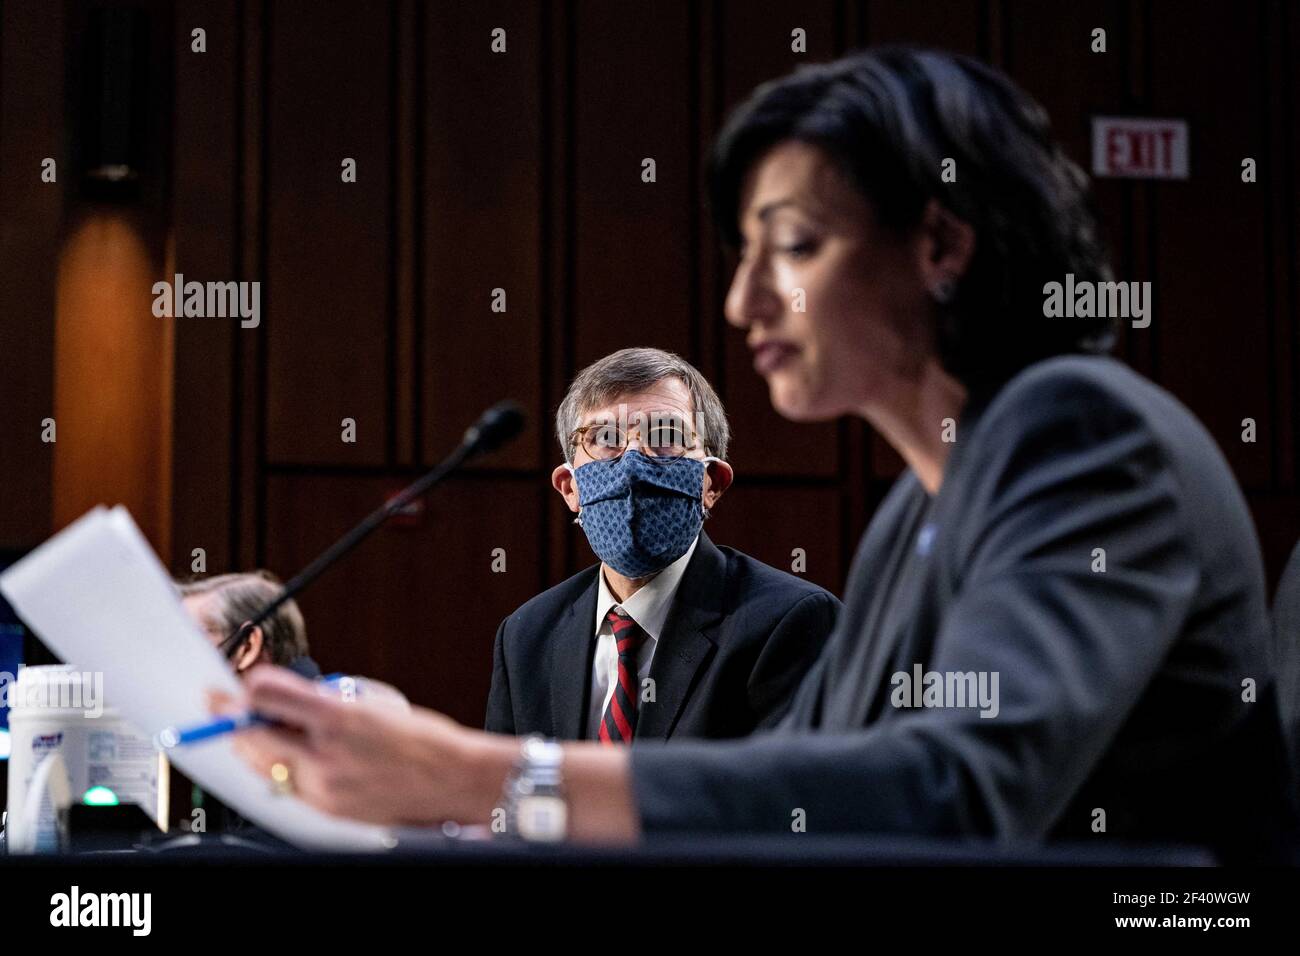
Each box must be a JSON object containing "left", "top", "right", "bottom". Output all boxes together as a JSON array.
[
  {"left": 221, "top": 401, "right": 525, "bottom": 658},
  {"left": 462, "top": 401, "right": 526, "bottom": 455}
]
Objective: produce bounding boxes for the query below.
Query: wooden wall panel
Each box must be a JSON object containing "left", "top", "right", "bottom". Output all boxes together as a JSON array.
[
  {"left": 264, "top": 474, "right": 547, "bottom": 724},
  {"left": 866, "top": 0, "right": 982, "bottom": 53},
  {"left": 264, "top": 0, "right": 392, "bottom": 466},
  {"left": 544, "top": 1, "right": 575, "bottom": 579},
  {"left": 1146, "top": 0, "right": 1273, "bottom": 489},
  {"left": 706, "top": 485, "right": 845, "bottom": 593},
  {"left": 422, "top": 0, "right": 544, "bottom": 471},
  {"left": 171, "top": 0, "right": 238, "bottom": 572},
  {"left": 237, "top": 0, "right": 266, "bottom": 569},
  {"left": 1000, "top": 2, "right": 1151, "bottom": 380},
  {"left": 1001, "top": 0, "right": 1130, "bottom": 280},
  {"left": 570, "top": 0, "right": 695, "bottom": 368},
  {"left": 0, "top": 0, "right": 63, "bottom": 547}
]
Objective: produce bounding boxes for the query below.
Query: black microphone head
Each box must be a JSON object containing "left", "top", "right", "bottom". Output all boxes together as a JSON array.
[{"left": 463, "top": 401, "right": 526, "bottom": 455}]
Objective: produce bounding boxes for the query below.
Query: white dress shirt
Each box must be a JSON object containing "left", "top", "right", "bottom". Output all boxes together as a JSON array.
[{"left": 587, "top": 536, "right": 699, "bottom": 740}]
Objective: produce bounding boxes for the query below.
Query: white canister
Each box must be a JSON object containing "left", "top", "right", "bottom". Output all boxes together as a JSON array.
[{"left": 5, "top": 665, "right": 168, "bottom": 852}]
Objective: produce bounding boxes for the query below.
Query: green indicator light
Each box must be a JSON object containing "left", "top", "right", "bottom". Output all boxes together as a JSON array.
[{"left": 82, "top": 786, "right": 120, "bottom": 806}]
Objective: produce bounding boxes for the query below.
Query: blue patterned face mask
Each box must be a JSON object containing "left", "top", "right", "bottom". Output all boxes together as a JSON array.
[{"left": 568, "top": 453, "right": 720, "bottom": 578}]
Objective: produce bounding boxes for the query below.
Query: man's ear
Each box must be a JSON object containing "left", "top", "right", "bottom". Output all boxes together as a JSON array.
[
  {"left": 702, "top": 459, "right": 734, "bottom": 510},
  {"left": 234, "top": 626, "right": 264, "bottom": 673},
  {"left": 552, "top": 463, "right": 581, "bottom": 513},
  {"left": 915, "top": 199, "right": 976, "bottom": 297}
]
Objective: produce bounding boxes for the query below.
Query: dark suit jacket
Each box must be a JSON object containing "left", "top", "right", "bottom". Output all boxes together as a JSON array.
[
  {"left": 485, "top": 532, "right": 840, "bottom": 741},
  {"left": 630, "top": 357, "right": 1300, "bottom": 860}
]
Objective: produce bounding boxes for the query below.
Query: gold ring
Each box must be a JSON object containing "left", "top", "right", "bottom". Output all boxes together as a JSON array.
[{"left": 269, "top": 761, "right": 294, "bottom": 797}]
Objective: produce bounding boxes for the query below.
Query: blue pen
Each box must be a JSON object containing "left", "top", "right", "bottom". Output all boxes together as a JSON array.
[
  {"left": 158, "top": 674, "right": 356, "bottom": 749},
  {"left": 157, "top": 712, "right": 275, "bottom": 748}
]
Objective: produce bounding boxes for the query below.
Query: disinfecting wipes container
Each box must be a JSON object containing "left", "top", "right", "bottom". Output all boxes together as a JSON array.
[{"left": 5, "top": 665, "right": 167, "bottom": 852}]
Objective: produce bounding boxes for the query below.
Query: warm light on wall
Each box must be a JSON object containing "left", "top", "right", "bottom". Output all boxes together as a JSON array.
[{"left": 52, "top": 209, "right": 173, "bottom": 556}]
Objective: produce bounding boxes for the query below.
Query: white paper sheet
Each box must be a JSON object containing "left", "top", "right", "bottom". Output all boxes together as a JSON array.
[{"left": 0, "top": 505, "right": 394, "bottom": 851}]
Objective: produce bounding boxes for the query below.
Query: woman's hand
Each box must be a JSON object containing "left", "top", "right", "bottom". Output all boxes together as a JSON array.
[{"left": 210, "top": 665, "right": 515, "bottom": 826}]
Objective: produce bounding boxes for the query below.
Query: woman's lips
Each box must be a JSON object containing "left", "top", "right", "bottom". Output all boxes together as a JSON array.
[{"left": 752, "top": 341, "right": 800, "bottom": 375}]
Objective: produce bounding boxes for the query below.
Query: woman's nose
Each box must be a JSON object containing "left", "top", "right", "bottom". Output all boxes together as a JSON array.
[{"left": 724, "top": 257, "right": 780, "bottom": 330}]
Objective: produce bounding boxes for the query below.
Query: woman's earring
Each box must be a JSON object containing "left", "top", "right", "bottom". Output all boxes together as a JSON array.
[
  {"left": 573, "top": 512, "right": 583, "bottom": 528},
  {"left": 930, "top": 277, "right": 955, "bottom": 305}
]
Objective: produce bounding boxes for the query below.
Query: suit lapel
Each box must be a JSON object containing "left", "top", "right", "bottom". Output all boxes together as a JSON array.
[
  {"left": 637, "top": 532, "right": 725, "bottom": 740},
  {"left": 550, "top": 572, "right": 599, "bottom": 740}
]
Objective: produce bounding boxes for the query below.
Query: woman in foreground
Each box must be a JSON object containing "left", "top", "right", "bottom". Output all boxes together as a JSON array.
[{"left": 223, "top": 48, "right": 1297, "bottom": 860}]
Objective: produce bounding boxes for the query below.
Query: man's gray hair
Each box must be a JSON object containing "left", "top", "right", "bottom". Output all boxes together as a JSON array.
[
  {"left": 555, "top": 347, "right": 731, "bottom": 463},
  {"left": 176, "top": 570, "right": 309, "bottom": 666}
]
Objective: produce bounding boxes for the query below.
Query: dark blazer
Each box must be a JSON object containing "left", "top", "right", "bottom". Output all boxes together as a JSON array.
[
  {"left": 629, "top": 357, "right": 1300, "bottom": 860},
  {"left": 485, "top": 532, "right": 840, "bottom": 741}
]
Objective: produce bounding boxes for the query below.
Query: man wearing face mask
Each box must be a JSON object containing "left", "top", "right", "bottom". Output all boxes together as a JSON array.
[{"left": 486, "top": 347, "right": 840, "bottom": 744}]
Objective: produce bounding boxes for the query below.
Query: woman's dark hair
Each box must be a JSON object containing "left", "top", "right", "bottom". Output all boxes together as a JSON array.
[{"left": 708, "top": 46, "right": 1115, "bottom": 391}]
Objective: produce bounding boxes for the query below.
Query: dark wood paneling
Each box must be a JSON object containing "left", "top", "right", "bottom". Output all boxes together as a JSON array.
[
  {"left": 1146, "top": 0, "right": 1273, "bottom": 489},
  {"left": 171, "top": 0, "right": 238, "bottom": 573},
  {"left": 393, "top": 0, "right": 419, "bottom": 468},
  {"left": 238, "top": 0, "right": 266, "bottom": 569},
  {"left": 264, "top": 473, "right": 547, "bottom": 724},
  {"left": 264, "top": 0, "right": 392, "bottom": 466},
  {"left": 422, "top": 0, "right": 543, "bottom": 471},
  {"left": 0, "top": 0, "right": 64, "bottom": 547},
  {"left": 706, "top": 484, "right": 845, "bottom": 593},
  {"left": 544, "top": 0, "right": 574, "bottom": 581},
  {"left": 1001, "top": 0, "right": 1130, "bottom": 281},
  {"left": 866, "top": 0, "right": 981, "bottom": 53},
  {"left": 570, "top": 0, "right": 695, "bottom": 367},
  {"left": 1118, "top": 0, "right": 1156, "bottom": 381},
  {"left": 1001, "top": 1, "right": 1147, "bottom": 382}
]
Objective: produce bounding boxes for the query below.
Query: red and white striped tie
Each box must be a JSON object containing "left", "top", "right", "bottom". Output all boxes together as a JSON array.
[{"left": 598, "top": 607, "right": 648, "bottom": 744}]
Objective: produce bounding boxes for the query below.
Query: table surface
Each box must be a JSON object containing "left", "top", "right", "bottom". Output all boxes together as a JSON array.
[{"left": 1, "top": 831, "right": 1221, "bottom": 866}]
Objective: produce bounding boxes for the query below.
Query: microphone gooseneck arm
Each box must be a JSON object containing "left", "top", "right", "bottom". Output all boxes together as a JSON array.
[{"left": 221, "top": 401, "right": 524, "bottom": 656}]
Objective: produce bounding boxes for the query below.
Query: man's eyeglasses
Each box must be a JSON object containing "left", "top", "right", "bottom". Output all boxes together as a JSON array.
[
  {"left": 569, "top": 414, "right": 703, "bottom": 461},
  {"left": 216, "top": 621, "right": 255, "bottom": 660}
]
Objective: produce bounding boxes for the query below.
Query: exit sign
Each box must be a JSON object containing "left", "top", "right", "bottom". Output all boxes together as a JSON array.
[{"left": 1091, "top": 116, "right": 1189, "bottom": 179}]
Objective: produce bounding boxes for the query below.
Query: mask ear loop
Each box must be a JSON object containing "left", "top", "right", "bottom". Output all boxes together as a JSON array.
[
  {"left": 700, "top": 455, "right": 723, "bottom": 520},
  {"left": 563, "top": 461, "right": 584, "bottom": 526}
]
